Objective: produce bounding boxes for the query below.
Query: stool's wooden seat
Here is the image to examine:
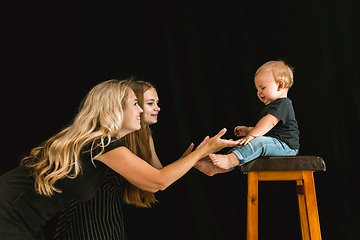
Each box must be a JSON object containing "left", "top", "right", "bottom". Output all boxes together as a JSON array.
[{"left": 240, "top": 155, "right": 325, "bottom": 240}]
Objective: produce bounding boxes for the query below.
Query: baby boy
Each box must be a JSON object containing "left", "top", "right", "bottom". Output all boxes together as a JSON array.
[{"left": 196, "top": 60, "right": 300, "bottom": 174}]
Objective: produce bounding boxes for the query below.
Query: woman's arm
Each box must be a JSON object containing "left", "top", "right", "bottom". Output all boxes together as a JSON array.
[
  {"left": 149, "top": 136, "right": 163, "bottom": 169},
  {"left": 127, "top": 179, "right": 159, "bottom": 193},
  {"left": 123, "top": 139, "right": 196, "bottom": 193},
  {"left": 96, "top": 129, "right": 239, "bottom": 191},
  {"left": 149, "top": 135, "right": 199, "bottom": 169},
  {"left": 132, "top": 136, "right": 195, "bottom": 192},
  {"left": 127, "top": 136, "right": 194, "bottom": 192}
]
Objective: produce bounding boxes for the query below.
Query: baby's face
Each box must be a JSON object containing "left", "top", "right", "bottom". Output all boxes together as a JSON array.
[{"left": 254, "top": 69, "right": 282, "bottom": 105}]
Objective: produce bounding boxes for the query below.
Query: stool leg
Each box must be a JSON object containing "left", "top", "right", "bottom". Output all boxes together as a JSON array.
[
  {"left": 297, "top": 179, "right": 310, "bottom": 240},
  {"left": 302, "top": 171, "right": 322, "bottom": 240},
  {"left": 247, "top": 171, "right": 259, "bottom": 240}
]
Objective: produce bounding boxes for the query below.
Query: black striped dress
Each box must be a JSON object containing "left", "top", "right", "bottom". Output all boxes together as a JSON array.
[{"left": 54, "top": 170, "right": 127, "bottom": 240}]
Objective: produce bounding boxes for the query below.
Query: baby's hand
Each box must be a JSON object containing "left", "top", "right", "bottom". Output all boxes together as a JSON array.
[
  {"left": 234, "top": 126, "right": 249, "bottom": 137},
  {"left": 239, "top": 135, "right": 255, "bottom": 146}
]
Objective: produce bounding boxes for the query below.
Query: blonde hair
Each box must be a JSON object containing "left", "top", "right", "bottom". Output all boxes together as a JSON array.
[
  {"left": 121, "top": 80, "right": 158, "bottom": 208},
  {"left": 21, "top": 79, "right": 130, "bottom": 196},
  {"left": 255, "top": 60, "right": 294, "bottom": 88}
]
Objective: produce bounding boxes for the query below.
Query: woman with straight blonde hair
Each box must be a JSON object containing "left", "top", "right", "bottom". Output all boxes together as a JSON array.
[{"left": 0, "top": 79, "right": 240, "bottom": 240}]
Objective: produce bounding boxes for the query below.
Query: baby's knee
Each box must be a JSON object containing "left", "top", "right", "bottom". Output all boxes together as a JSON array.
[
  {"left": 247, "top": 136, "right": 275, "bottom": 153},
  {"left": 248, "top": 136, "right": 268, "bottom": 147}
]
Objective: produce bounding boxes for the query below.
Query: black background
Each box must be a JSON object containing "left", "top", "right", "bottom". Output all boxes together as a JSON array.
[{"left": 1, "top": 1, "right": 360, "bottom": 239}]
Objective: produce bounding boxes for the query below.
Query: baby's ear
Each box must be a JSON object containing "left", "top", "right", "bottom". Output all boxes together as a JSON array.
[{"left": 277, "top": 80, "right": 285, "bottom": 90}]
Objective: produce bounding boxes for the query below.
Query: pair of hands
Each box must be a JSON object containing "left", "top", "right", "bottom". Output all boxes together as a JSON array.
[
  {"left": 181, "top": 126, "right": 255, "bottom": 160},
  {"left": 181, "top": 128, "right": 242, "bottom": 159},
  {"left": 180, "top": 127, "right": 255, "bottom": 176}
]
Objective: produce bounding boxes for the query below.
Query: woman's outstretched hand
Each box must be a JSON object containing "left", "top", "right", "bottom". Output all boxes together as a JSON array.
[
  {"left": 202, "top": 128, "right": 241, "bottom": 156},
  {"left": 181, "top": 143, "right": 194, "bottom": 159},
  {"left": 181, "top": 135, "right": 210, "bottom": 159}
]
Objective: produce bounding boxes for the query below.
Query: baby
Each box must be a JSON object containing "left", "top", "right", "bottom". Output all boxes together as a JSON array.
[{"left": 195, "top": 60, "right": 300, "bottom": 175}]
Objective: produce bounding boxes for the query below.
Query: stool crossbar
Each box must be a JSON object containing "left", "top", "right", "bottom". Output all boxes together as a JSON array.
[{"left": 240, "top": 155, "right": 326, "bottom": 240}]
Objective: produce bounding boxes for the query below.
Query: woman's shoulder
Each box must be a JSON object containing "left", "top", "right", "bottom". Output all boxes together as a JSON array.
[
  {"left": 82, "top": 137, "right": 127, "bottom": 158},
  {"left": 102, "top": 138, "right": 127, "bottom": 154}
]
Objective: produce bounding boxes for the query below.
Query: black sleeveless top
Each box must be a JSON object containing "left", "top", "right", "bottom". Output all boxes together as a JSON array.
[
  {"left": 54, "top": 169, "right": 127, "bottom": 240},
  {"left": 0, "top": 138, "right": 126, "bottom": 239}
]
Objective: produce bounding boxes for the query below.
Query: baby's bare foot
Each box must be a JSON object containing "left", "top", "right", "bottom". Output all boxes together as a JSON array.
[{"left": 209, "top": 153, "right": 232, "bottom": 170}]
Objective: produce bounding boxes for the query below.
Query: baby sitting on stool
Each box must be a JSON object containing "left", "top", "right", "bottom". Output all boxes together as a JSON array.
[{"left": 195, "top": 60, "right": 300, "bottom": 175}]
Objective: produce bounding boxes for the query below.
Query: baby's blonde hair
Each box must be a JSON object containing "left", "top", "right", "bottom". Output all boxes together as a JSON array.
[{"left": 255, "top": 60, "right": 294, "bottom": 88}]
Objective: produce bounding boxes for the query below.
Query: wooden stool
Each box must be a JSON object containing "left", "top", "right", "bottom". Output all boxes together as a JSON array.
[{"left": 240, "top": 155, "right": 326, "bottom": 240}]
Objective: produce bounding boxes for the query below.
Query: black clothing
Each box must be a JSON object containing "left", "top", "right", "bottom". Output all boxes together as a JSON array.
[
  {"left": 0, "top": 138, "right": 126, "bottom": 240},
  {"left": 259, "top": 98, "right": 300, "bottom": 149},
  {"left": 54, "top": 170, "right": 126, "bottom": 240}
]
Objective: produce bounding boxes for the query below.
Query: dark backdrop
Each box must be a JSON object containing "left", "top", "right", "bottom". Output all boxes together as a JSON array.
[{"left": 1, "top": 1, "right": 360, "bottom": 239}]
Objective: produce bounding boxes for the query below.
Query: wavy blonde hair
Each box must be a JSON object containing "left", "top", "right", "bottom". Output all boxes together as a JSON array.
[
  {"left": 21, "top": 79, "right": 130, "bottom": 196},
  {"left": 255, "top": 60, "right": 294, "bottom": 88},
  {"left": 121, "top": 80, "right": 158, "bottom": 208}
]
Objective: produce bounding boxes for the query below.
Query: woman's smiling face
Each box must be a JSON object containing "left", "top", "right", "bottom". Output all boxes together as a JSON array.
[
  {"left": 142, "top": 87, "right": 160, "bottom": 126},
  {"left": 120, "top": 89, "right": 143, "bottom": 137}
]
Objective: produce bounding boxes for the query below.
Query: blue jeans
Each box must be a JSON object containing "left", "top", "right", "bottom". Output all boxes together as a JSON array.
[{"left": 229, "top": 136, "right": 299, "bottom": 166}]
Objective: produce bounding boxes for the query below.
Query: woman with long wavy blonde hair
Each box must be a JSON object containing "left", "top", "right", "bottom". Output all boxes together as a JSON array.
[
  {"left": 0, "top": 79, "right": 240, "bottom": 240},
  {"left": 55, "top": 80, "right": 176, "bottom": 240}
]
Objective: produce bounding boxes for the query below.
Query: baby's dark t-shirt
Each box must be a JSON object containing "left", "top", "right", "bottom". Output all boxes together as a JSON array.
[{"left": 258, "top": 98, "right": 300, "bottom": 149}]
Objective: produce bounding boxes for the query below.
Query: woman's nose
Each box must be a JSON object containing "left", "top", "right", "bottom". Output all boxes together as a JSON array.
[{"left": 138, "top": 105, "right": 143, "bottom": 113}]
